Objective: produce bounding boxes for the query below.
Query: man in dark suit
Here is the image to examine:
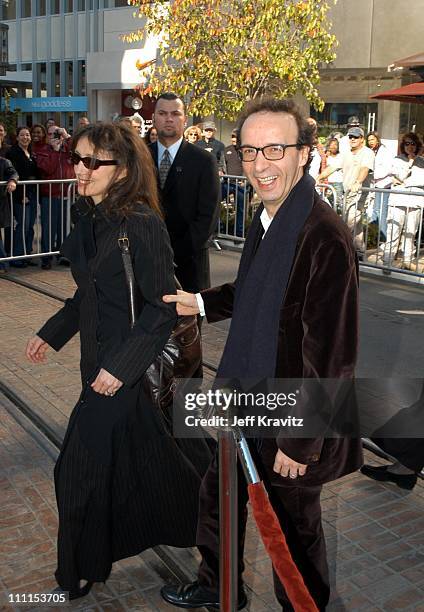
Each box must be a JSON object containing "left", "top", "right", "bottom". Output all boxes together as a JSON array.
[
  {"left": 161, "top": 97, "right": 363, "bottom": 610},
  {"left": 149, "top": 93, "right": 221, "bottom": 293}
]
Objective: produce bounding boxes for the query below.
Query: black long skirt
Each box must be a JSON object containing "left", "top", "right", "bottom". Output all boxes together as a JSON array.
[{"left": 54, "top": 380, "right": 212, "bottom": 591}]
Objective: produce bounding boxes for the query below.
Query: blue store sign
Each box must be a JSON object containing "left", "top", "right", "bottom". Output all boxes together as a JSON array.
[{"left": 8, "top": 96, "right": 88, "bottom": 113}]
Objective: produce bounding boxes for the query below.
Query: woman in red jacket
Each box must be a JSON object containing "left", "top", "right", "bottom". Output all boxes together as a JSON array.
[{"left": 35, "top": 125, "right": 75, "bottom": 269}]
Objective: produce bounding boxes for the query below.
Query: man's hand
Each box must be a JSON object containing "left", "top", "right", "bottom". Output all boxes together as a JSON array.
[
  {"left": 6, "top": 180, "right": 16, "bottom": 193},
  {"left": 26, "top": 335, "right": 50, "bottom": 363},
  {"left": 163, "top": 289, "right": 200, "bottom": 316},
  {"left": 91, "top": 368, "right": 123, "bottom": 396},
  {"left": 273, "top": 449, "right": 308, "bottom": 479}
]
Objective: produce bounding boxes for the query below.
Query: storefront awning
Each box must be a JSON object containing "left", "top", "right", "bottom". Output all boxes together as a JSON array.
[
  {"left": 370, "top": 82, "right": 424, "bottom": 104},
  {"left": 389, "top": 52, "right": 424, "bottom": 70}
]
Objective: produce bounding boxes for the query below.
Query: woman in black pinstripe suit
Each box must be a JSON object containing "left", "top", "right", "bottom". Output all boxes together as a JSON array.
[{"left": 26, "top": 123, "right": 210, "bottom": 599}]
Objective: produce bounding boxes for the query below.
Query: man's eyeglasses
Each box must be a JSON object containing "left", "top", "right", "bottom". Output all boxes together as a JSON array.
[
  {"left": 238, "top": 143, "right": 300, "bottom": 162},
  {"left": 71, "top": 151, "right": 119, "bottom": 170},
  {"left": 348, "top": 135, "right": 360, "bottom": 140},
  {"left": 404, "top": 140, "right": 415, "bottom": 146}
]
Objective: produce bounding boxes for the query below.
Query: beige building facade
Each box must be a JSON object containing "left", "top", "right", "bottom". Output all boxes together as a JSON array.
[{"left": 1, "top": 0, "right": 423, "bottom": 145}]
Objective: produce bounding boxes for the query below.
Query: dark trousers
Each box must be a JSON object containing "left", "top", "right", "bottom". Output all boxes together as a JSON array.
[
  {"left": 40, "top": 196, "right": 66, "bottom": 261},
  {"left": 11, "top": 190, "right": 37, "bottom": 258},
  {"left": 196, "top": 448, "right": 330, "bottom": 611}
]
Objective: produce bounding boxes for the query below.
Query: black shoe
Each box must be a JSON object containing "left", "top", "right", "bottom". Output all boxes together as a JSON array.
[
  {"left": 160, "top": 581, "right": 247, "bottom": 609},
  {"left": 53, "top": 581, "right": 93, "bottom": 601},
  {"left": 58, "top": 258, "right": 70, "bottom": 267},
  {"left": 26, "top": 259, "right": 38, "bottom": 267},
  {"left": 41, "top": 261, "right": 52, "bottom": 270},
  {"left": 360, "top": 465, "right": 417, "bottom": 490}
]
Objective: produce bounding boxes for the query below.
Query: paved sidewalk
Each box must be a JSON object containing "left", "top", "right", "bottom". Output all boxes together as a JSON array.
[{"left": 1, "top": 264, "right": 424, "bottom": 611}]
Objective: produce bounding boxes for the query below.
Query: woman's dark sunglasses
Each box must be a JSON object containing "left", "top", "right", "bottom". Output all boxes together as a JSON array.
[
  {"left": 403, "top": 140, "right": 416, "bottom": 146},
  {"left": 71, "top": 151, "right": 119, "bottom": 170}
]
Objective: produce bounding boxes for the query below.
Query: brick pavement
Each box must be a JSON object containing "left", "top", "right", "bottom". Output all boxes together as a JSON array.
[{"left": 1, "top": 264, "right": 424, "bottom": 611}]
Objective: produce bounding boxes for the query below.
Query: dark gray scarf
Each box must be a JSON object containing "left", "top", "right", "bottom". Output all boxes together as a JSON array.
[{"left": 217, "top": 173, "right": 315, "bottom": 381}]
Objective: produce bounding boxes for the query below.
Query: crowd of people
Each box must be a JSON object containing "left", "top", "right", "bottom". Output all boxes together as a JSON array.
[
  {"left": 0, "top": 92, "right": 419, "bottom": 610},
  {"left": 314, "top": 117, "right": 424, "bottom": 269},
  {"left": 2, "top": 108, "right": 422, "bottom": 274},
  {"left": 0, "top": 116, "right": 91, "bottom": 271}
]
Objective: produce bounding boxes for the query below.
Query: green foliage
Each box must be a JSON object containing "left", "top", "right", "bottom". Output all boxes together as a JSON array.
[
  {"left": 124, "top": 0, "right": 338, "bottom": 120},
  {"left": 0, "top": 90, "right": 19, "bottom": 134}
]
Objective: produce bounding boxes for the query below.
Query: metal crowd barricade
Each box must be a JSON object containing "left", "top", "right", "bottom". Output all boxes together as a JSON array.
[
  {"left": 216, "top": 174, "right": 254, "bottom": 244},
  {"left": 215, "top": 177, "right": 424, "bottom": 281},
  {"left": 0, "top": 179, "right": 77, "bottom": 266},
  {"left": 341, "top": 185, "right": 424, "bottom": 278}
]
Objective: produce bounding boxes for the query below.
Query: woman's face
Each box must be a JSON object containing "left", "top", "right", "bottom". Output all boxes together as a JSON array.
[
  {"left": 73, "top": 136, "right": 126, "bottom": 205},
  {"left": 328, "top": 140, "right": 338, "bottom": 155},
  {"left": 0, "top": 125, "right": 6, "bottom": 141},
  {"left": 403, "top": 138, "right": 417, "bottom": 157},
  {"left": 367, "top": 135, "right": 378, "bottom": 150},
  {"left": 17, "top": 129, "right": 31, "bottom": 148},
  {"left": 149, "top": 128, "right": 158, "bottom": 143},
  {"left": 186, "top": 129, "right": 199, "bottom": 143},
  {"left": 31, "top": 126, "right": 45, "bottom": 143}
]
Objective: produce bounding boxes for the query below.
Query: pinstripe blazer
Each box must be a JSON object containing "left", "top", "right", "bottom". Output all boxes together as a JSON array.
[{"left": 38, "top": 200, "right": 177, "bottom": 388}]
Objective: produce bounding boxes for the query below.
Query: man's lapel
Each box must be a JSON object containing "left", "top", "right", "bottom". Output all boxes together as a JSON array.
[{"left": 149, "top": 142, "right": 159, "bottom": 169}]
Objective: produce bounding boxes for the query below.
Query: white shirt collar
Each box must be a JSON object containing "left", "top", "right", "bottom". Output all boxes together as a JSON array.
[
  {"left": 260, "top": 207, "right": 273, "bottom": 236},
  {"left": 158, "top": 137, "right": 183, "bottom": 164}
]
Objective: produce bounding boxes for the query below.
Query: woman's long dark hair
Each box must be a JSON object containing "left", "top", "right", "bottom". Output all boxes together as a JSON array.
[{"left": 72, "top": 122, "right": 162, "bottom": 218}]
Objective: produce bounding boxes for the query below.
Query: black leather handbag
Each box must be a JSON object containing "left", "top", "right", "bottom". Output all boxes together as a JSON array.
[{"left": 118, "top": 220, "right": 201, "bottom": 428}]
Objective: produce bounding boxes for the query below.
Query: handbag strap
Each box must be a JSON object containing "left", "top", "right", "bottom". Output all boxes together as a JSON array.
[{"left": 118, "top": 219, "right": 138, "bottom": 329}]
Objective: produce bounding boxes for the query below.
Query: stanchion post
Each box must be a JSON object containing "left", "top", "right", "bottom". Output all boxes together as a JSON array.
[{"left": 219, "top": 429, "right": 238, "bottom": 612}]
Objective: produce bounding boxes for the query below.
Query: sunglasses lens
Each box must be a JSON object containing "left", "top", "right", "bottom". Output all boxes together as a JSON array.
[{"left": 72, "top": 152, "right": 101, "bottom": 170}]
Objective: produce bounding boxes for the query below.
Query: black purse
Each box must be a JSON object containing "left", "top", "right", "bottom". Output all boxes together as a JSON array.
[{"left": 118, "top": 220, "right": 202, "bottom": 428}]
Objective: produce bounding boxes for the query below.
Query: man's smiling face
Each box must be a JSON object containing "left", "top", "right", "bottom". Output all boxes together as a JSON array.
[{"left": 240, "top": 111, "right": 308, "bottom": 215}]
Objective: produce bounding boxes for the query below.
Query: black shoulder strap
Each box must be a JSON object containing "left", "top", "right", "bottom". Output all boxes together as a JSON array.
[{"left": 118, "top": 219, "right": 137, "bottom": 328}]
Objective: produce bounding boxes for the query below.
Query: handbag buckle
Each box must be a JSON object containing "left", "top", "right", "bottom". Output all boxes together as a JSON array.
[{"left": 118, "top": 236, "right": 130, "bottom": 248}]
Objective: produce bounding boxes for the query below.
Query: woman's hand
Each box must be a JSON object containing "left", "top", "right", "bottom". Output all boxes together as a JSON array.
[
  {"left": 26, "top": 335, "right": 50, "bottom": 363},
  {"left": 6, "top": 180, "right": 16, "bottom": 193},
  {"left": 91, "top": 368, "right": 123, "bottom": 397},
  {"left": 163, "top": 289, "right": 200, "bottom": 316}
]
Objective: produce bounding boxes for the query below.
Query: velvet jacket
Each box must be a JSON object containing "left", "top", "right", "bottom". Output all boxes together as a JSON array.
[
  {"left": 149, "top": 139, "right": 221, "bottom": 293},
  {"left": 202, "top": 193, "right": 363, "bottom": 487}
]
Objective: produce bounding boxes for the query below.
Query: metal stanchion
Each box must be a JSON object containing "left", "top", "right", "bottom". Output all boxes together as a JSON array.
[{"left": 218, "top": 428, "right": 238, "bottom": 612}]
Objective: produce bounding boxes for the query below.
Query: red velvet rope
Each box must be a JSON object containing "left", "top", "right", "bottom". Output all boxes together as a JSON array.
[{"left": 248, "top": 482, "right": 319, "bottom": 612}]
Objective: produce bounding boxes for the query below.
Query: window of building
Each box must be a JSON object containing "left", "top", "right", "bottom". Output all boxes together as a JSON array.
[
  {"left": 51, "top": 0, "right": 60, "bottom": 14},
  {"left": 36, "top": 62, "right": 47, "bottom": 97},
  {"left": 65, "top": 61, "right": 73, "bottom": 96},
  {"left": 20, "top": 63, "right": 32, "bottom": 71},
  {"left": 2, "top": 0, "right": 17, "bottom": 20},
  {"left": 310, "top": 102, "right": 379, "bottom": 138},
  {"left": 76, "top": 60, "right": 86, "bottom": 96},
  {"left": 21, "top": 0, "right": 31, "bottom": 17},
  {"left": 36, "top": 0, "right": 46, "bottom": 16},
  {"left": 77, "top": 0, "right": 85, "bottom": 9},
  {"left": 65, "top": 0, "right": 74, "bottom": 12},
  {"left": 51, "top": 61, "right": 61, "bottom": 96},
  {"left": 114, "top": 0, "right": 129, "bottom": 6}
]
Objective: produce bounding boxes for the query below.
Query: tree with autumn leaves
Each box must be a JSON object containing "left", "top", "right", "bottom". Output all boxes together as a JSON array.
[{"left": 124, "top": 0, "right": 338, "bottom": 120}]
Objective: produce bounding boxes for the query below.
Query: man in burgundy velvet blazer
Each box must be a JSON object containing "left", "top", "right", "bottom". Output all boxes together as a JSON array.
[{"left": 162, "top": 98, "right": 363, "bottom": 611}]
